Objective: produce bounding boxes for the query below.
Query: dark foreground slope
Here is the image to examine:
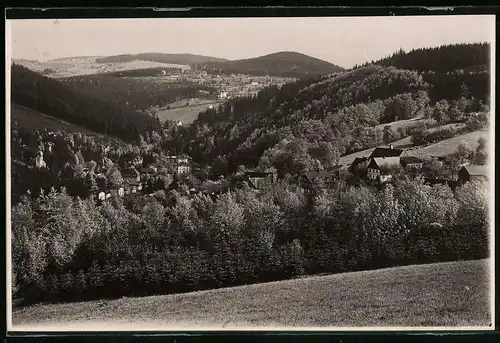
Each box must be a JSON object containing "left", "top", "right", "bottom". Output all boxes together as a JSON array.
[{"left": 12, "top": 259, "right": 491, "bottom": 329}]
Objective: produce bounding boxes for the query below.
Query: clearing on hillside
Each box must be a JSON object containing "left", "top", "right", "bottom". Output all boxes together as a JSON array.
[
  {"left": 156, "top": 98, "right": 222, "bottom": 123},
  {"left": 407, "top": 128, "right": 490, "bottom": 158},
  {"left": 11, "top": 259, "right": 491, "bottom": 330},
  {"left": 338, "top": 128, "right": 489, "bottom": 165}
]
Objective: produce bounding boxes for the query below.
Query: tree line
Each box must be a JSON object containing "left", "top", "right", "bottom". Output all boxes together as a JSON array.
[{"left": 355, "top": 43, "right": 489, "bottom": 72}]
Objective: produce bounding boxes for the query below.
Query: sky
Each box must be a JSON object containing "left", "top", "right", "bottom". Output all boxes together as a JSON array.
[{"left": 8, "top": 15, "right": 495, "bottom": 68}]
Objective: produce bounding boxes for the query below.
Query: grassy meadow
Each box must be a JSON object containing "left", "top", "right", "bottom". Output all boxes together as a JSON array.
[
  {"left": 156, "top": 98, "right": 222, "bottom": 123},
  {"left": 11, "top": 259, "right": 491, "bottom": 330}
]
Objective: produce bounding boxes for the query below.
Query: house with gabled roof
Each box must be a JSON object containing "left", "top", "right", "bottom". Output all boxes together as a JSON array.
[
  {"left": 367, "top": 156, "right": 401, "bottom": 182},
  {"left": 166, "top": 154, "right": 193, "bottom": 175},
  {"left": 458, "top": 165, "right": 488, "bottom": 184}
]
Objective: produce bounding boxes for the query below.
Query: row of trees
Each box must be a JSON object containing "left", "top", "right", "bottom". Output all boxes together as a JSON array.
[
  {"left": 411, "top": 110, "right": 488, "bottom": 146},
  {"left": 12, "top": 175, "right": 489, "bottom": 305}
]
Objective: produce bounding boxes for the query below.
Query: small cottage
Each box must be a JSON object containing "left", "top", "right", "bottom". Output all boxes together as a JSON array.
[
  {"left": 458, "top": 165, "right": 488, "bottom": 184},
  {"left": 367, "top": 156, "right": 401, "bottom": 182}
]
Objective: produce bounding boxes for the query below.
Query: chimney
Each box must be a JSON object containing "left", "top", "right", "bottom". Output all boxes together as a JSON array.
[{"left": 389, "top": 144, "right": 394, "bottom": 149}]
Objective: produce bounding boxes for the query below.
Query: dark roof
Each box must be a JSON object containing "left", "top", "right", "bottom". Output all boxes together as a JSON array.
[
  {"left": 369, "top": 147, "right": 405, "bottom": 159},
  {"left": 462, "top": 165, "right": 488, "bottom": 177},
  {"left": 350, "top": 157, "right": 368, "bottom": 169},
  {"left": 400, "top": 156, "right": 423, "bottom": 165}
]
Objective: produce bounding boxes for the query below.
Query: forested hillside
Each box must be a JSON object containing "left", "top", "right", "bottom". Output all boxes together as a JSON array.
[
  {"left": 174, "top": 43, "right": 489, "bottom": 175},
  {"left": 11, "top": 64, "right": 162, "bottom": 141},
  {"left": 59, "top": 74, "right": 215, "bottom": 113},
  {"left": 198, "top": 51, "right": 344, "bottom": 78},
  {"left": 361, "top": 43, "right": 490, "bottom": 72}
]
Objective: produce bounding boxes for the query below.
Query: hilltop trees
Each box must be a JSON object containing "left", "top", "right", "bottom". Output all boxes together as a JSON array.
[{"left": 372, "top": 43, "right": 489, "bottom": 72}]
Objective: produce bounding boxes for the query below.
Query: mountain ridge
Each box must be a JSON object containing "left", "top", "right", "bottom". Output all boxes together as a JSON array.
[
  {"left": 197, "top": 51, "right": 344, "bottom": 78},
  {"left": 95, "top": 53, "right": 229, "bottom": 65}
]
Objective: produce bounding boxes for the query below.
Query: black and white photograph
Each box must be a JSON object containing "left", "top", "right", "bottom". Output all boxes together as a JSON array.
[{"left": 6, "top": 14, "right": 495, "bottom": 331}]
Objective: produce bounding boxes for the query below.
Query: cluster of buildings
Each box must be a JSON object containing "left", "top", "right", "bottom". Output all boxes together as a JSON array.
[
  {"left": 240, "top": 144, "right": 488, "bottom": 193},
  {"left": 32, "top": 136, "right": 488, "bottom": 202},
  {"left": 94, "top": 154, "right": 194, "bottom": 202}
]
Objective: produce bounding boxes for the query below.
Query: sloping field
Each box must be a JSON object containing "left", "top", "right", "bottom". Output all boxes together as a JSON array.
[
  {"left": 11, "top": 259, "right": 491, "bottom": 330},
  {"left": 339, "top": 127, "right": 489, "bottom": 165},
  {"left": 11, "top": 103, "right": 98, "bottom": 135},
  {"left": 157, "top": 99, "right": 222, "bottom": 123},
  {"left": 407, "top": 128, "right": 490, "bottom": 158}
]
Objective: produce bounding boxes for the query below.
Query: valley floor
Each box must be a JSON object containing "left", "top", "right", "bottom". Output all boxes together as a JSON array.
[{"left": 11, "top": 259, "right": 492, "bottom": 331}]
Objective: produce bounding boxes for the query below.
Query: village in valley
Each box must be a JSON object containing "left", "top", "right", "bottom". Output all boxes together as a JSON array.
[
  {"left": 9, "top": 15, "right": 493, "bottom": 330},
  {"left": 29, "top": 127, "right": 488, "bottom": 203}
]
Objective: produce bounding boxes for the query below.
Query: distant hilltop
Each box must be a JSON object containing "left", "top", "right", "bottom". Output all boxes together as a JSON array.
[
  {"left": 95, "top": 53, "right": 229, "bottom": 65},
  {"left": 195, "top": 51, "right": 345, "bottom": 78}
]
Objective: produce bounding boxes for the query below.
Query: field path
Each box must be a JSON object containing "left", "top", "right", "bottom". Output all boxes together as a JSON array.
[{"left": 11, "top": 259, "right": 491, "bottom": 330}]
